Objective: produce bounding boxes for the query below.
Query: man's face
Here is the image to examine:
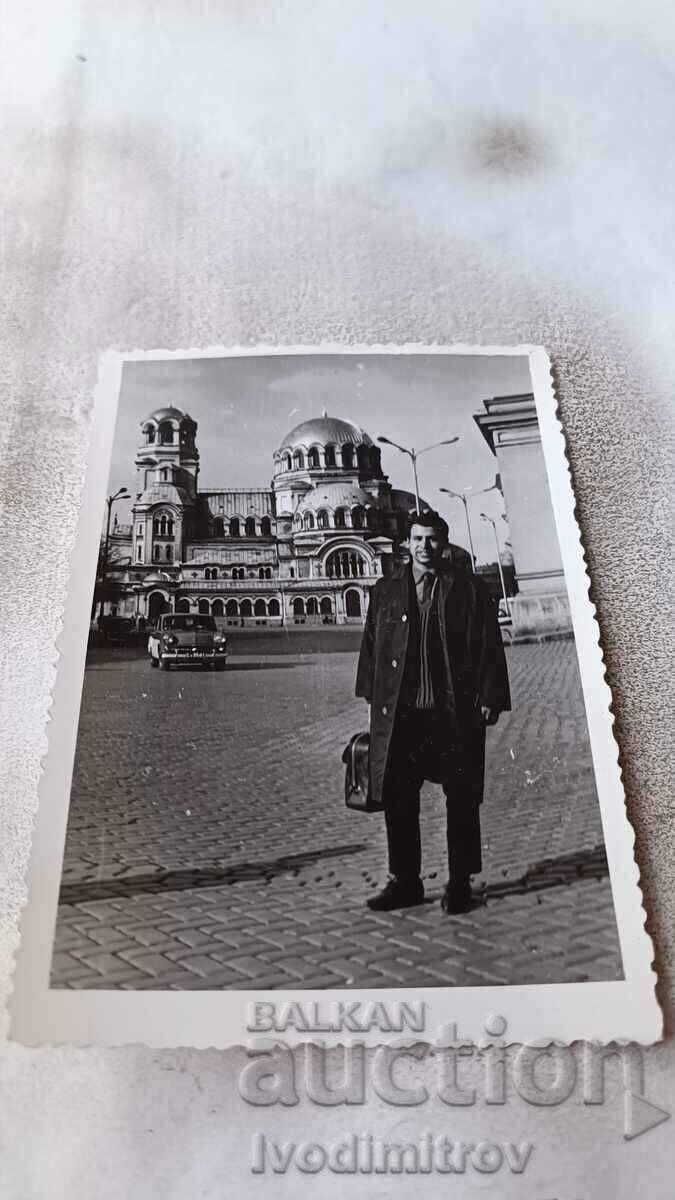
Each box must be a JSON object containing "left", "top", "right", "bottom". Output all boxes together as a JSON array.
[{"left": 408, "top": 523, "right": 447, "bottom": 570}]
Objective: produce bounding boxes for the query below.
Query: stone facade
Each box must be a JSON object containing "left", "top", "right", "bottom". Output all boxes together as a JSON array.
[
  {"left": 474, "top": 393, "right": 572, "bottom": 638},
  {"left": 103, "top": 408, "right": 425, "bottom": 627}
]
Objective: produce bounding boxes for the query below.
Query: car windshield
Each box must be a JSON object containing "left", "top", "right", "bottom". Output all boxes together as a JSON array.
[{"left": 163, "top": 615, "right": 217, "bottom": 631}]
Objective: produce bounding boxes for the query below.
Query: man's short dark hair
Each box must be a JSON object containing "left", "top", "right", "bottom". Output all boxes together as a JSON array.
[{"left": 405, "top": 509, "right": 449, "bottom": 541}]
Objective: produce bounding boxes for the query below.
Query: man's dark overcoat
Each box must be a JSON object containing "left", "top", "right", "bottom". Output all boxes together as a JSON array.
[{"left": 355, "top": 562, "right": 511, "bottom": 811}]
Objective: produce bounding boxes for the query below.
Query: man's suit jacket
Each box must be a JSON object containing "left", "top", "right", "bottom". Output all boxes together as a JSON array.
[{"left": 355, "top": 562, "right": 511, "bottom": 810}]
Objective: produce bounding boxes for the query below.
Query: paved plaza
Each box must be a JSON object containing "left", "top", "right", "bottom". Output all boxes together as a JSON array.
[{"left": 50, "top": 633, "right": 623, "bottom": 990}]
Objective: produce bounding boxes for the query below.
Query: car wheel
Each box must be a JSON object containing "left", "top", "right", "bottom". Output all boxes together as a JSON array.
[
  {"left": 159, "top": 657, "right": 170, "bottom": 670},
  {"left": 150, "top": 656, "right": 158, "bottom": 668}
]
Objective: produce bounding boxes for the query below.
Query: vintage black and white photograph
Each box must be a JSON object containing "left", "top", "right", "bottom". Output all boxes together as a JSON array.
[
  {"left": 34, "top": 346, "right": 625, "bottom": 996},
  {"left": 10, "top": 345, "right": 660, "bottom": 1048}
]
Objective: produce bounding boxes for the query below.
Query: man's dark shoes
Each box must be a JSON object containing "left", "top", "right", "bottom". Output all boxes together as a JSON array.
[
  {"left": 441, "top": 877, "right": 473, "bottom": 915},
  {"left": 367, "top": 877, "right": 424, "bottom": 911}
]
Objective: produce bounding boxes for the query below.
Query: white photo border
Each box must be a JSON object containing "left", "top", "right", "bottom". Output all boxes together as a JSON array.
[{"left": 8, "top": 344, "right": 662, "bottom": 1048}]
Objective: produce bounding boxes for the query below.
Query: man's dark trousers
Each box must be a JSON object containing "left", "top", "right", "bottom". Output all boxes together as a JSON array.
[{"left": 383, "top": 708, "right": 482, "bottom": 883}]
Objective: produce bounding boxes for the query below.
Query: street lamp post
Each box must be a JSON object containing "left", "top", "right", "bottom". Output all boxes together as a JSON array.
[
  {"left": 98, "top": 487, "right": 129, "bottom": 620},
  {"left": 376, "top": 435, "right": 460, "bottom": 512},
  {"left": 480, "top": 512, "right": 510, "bottom": 617},
  {"left": 439, "top": 487, "right": 477, "bottom": 571},
  {"left": 439, "top": 476, "right": 502, "bottom": 573}
]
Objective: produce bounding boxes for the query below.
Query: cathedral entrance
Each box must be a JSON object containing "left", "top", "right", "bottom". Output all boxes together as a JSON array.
[
  {"left": 344, "top": 588, "right": 362, "bottom": 619},
  {"left": 147, "top": 591, "right": 169, "bottom": 625}
]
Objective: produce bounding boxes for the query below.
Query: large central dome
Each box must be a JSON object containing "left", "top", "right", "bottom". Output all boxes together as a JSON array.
[{"left": 279, "top": 414, "right": 373, "bottom": 451}]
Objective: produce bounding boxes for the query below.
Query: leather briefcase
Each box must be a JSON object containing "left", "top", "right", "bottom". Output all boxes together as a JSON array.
[{"left": 341, "top": 732, "right": 383, "bottom": 813}]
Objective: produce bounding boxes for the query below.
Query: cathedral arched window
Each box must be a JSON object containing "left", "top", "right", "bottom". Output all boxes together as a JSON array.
[
  {"left": 212, "top": 598, "right": 224, "bottom": 617},
  {"left": 352, "top": 506, "right": 365, "bottom": 529},
  {"left": 293, "top": 450, "right": 305, "bottom": 470},
  {"left": 293, "top": 597, "right": 305, "bottom": 616},
  {"left": 165, "top": 545, "right": 173, "bottom": 562},
  {"left": 324, "top": 445, "right": 336, "bottom": 467},
  {"left": 317, "top": 510, "right": 329, "bottom": 529},
  {"left": 161, "top": 468, "right": 169, "bottom": 482},
  {"left": 334, "top": 507, "right": 347, "bottom": 528},
  {"left": 306, "top": 597, "right": 318, "bottom": 616},
  {"left": 198, "top": 598, "right": 210, "bottom": 614},
  {"left": 214, "top": 518, "right": 224, "bottom": 536},
  {"left": 268, "top": 598, "right": 280, "bottom": 616},
  {"left": 303, "top": 512, "right": 315, "bottom": 530},
  {"left": 320, "top": 596, "right": 333, "bottom": 615},
  {"left": 308, "top": 447, "right": 320, "bottom": 468},
  {"left": 144, "top": 424, "right": 156, "bottom": 444},
  {"left": 226, "top": 599, "right": 238, "bottom": 616},
  {"left": 282, "top": 453, "right": 292, "bottom": 472},
  {"left": 341, "top": 444, "right": 355, "bottom": 469},
  {"left": 254, "top": 598, "right": 267, "bottom": 616},
  {"left": 245, "top": 517, "right": 256, "bottom": 537},
  {"left": 326, "top": 548, "right": 368, "bottom": 579},
  {"left": 229, "top": 518, "right": 240, "bottom": 537},
  {"left": 153, "top": 544, "right": 160, "bottom": 561},
  {"left": 240, "top": 599, "right": 253, "bottom": 617},
  {"left": 260, "top": 516, "right": 271, "bottom": 536},
  {"left": 159, "top": 422, "right": 174, "bottom": 445}
]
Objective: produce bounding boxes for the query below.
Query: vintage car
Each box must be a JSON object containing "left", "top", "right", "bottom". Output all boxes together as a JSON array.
[
  {"left": 147, "top": 613, "right": 227, "bottom": 670},
  {"left": 97, "top": 616, "right": 137, "bottom": 646}
]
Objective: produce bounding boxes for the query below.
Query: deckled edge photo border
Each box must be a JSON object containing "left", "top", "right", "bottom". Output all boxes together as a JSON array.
[{"left": 7, "top": 344, "right": 662, "bottom": 1048}]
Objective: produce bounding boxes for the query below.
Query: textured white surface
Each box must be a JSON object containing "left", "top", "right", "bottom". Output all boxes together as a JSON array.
[{"left": 1, "top": 1, "right": 674, "bottom": 1195}]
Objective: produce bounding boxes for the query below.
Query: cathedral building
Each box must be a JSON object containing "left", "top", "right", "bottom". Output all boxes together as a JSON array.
[{"left": 102, "top": 407, "right": 427, "bottom": 627}]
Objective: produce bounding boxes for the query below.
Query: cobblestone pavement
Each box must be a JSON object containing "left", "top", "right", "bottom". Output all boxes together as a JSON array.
[{"left": 51, "top": 636, "right": 623, "bottom": 990}]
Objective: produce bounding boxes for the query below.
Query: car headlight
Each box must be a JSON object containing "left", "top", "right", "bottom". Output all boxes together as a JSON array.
[
  {"left": 214, "top": 634, "right": 227, "bottom": 644},
  {"left": 164, "top": 635, "right": 178, "bottom": 646}
]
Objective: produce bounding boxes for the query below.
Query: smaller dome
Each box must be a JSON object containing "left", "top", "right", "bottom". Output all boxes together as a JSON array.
[
  {"left": 147, "top": 406, "right": 186, "bottom": 423},
  {"left": 390, "top": 488, "right": 428, "bottom": 512},
  {"left": 143, "top": 570, "right": 172, "bottom": 584},
  {"left": 295, "top": 482, "right": 375, "bottom": 513}
]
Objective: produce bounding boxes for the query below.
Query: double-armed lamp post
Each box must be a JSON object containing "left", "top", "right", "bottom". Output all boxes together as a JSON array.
[
  {"left": 439, "top": 475, "right": 502, "bottom": 572},
  {"left": 376, "top": 435, "right": 460, "bottom": 512},
  {"left": 98, "top": 486, "right": 129, "bottom": 619}
]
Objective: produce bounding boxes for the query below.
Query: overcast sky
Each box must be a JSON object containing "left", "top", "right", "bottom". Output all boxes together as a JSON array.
[{"left": 107, "top": 352, "right": 532, "bottom": 563}]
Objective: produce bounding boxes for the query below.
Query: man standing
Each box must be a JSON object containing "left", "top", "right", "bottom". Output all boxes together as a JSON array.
[{"left": 355, "top": 510, "right": 510, "bottom": 913}]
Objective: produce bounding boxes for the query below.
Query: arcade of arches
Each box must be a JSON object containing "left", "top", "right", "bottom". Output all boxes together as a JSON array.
[{"left": 144, "top": 589, "right": 371, "bottom": 624}]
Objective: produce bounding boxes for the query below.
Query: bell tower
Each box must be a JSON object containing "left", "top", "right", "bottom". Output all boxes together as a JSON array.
[{"left": 132, "top": 406, "right": 200, "bottom": 566}]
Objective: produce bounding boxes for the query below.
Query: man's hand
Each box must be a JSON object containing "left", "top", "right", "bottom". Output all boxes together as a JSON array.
[{"left": 481, "top": 705, "right": 499, "bottom": 726}]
